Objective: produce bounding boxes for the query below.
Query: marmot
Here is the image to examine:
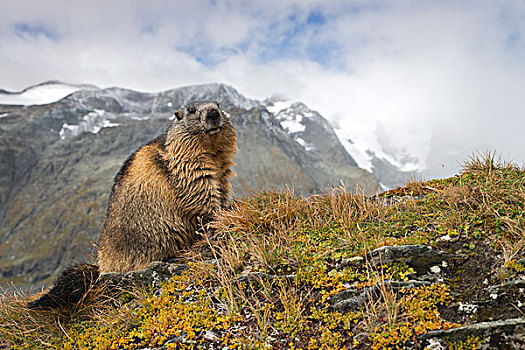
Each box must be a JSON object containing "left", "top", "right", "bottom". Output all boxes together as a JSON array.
[{"left": 28, "top": 101, "right": 237, "bottom": 309}]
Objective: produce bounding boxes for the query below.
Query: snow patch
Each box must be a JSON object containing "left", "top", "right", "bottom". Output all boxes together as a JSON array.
[
  {"left": 267, "top": 101, "right": 306, "bottom": 134},
  {"left": 0, "top": 113, "right": 8, "bottom": 118},
  {"left": 0, "top": 83, "right": 83, "bottom": 106},
  {"left": 335, "top": 129, "right": 376, "bottom": 172},
  {"left": 59, "top": 109, "right": 119, "bottom": 140},
  {"left": 334, "top": 126, "right": 424, "bottom": 173},
  {"left": 266, "top": 101, "right": 292, "bottom": 114},
  {"left": 280, "top": 118, "right": 305, "bottom": 133},
  {"left": 296, "top": 137, "right": 315, "bottom": 151}
]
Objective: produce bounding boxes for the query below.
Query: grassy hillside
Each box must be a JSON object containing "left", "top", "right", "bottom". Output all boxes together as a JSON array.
[{"left": 1, "top": 153, "right": 524, "bottom": 349}]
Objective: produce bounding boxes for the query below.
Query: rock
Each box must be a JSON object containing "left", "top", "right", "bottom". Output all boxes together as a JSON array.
[
  {"left": 330, "top": 245, "right": 457, "bottom": 313},
  {"left": 419, "top": 318, "right": 525, "bottom": 349},
  {"left": 331, "top": 279, "right": 432, "bottom": 312},
  {"left": 337, "top": 256, "right": 364, "bottom": 269},
  {"left": 367, "top": 245, "right": 458, "bottom": 273},
  {"left": 98, "top": 261, "right": 188, "bottom": 289},
  {"left": 329, "top": 288, "right": 361, "bottom": 311},
  {"left": 486, "top": 279, "right": 525, "bottom": 295}
]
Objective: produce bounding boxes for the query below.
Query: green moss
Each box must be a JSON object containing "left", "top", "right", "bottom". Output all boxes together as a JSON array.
[
  {"left": 445, "top": 335, "right": 485, "bottom": 350},
  {"left": 506, "top": 260, "right": 525, "bottom": 273}
]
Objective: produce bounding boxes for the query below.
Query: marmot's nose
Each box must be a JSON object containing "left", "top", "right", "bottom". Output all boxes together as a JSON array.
[{"left": 206, "top": 109, "right": 221, "bottom": 124}]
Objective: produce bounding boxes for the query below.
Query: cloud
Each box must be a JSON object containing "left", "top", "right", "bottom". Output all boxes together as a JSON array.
[{"left": 1, "top": 0, "right": 525, "bottom": 177}]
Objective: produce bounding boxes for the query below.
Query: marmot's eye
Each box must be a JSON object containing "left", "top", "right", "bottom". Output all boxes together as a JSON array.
[{"left": 187, "top": 107, "right": 196, "bottom": 114}]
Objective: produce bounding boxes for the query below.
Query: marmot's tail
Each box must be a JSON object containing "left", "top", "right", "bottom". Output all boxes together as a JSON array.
[{"left": 27, "top": 264, "right": 99, "bottom": 310}]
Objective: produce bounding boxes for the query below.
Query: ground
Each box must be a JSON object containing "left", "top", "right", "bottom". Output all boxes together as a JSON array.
[{"left": 1, "top": 153, "right": 524, "bottom": 349}]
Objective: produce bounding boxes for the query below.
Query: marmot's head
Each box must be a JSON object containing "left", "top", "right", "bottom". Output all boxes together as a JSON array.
[
  {"left": 169, "top": 101, "right": 237, "bottom": 156},
  {"left": 173, "top": 101, "right": 228, "bottom": 136}
]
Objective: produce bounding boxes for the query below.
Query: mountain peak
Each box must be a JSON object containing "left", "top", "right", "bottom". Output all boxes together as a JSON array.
[{"left": 161, "top": 83, "right": 260, "bottom": 111}]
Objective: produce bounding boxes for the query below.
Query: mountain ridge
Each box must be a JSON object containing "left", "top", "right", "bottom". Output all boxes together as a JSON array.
[{"left": 0, "top": 81, "right": 426, "bottom": 189}]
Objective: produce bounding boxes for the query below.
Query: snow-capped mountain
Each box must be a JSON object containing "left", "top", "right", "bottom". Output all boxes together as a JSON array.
[
  {"left": 266, "top": 99, "right": 334, "bottom": 153},
  {"left": 0, "top": 80, "right": 99, "bottom": 106},
  {"left": 263, "top": 97, "right": 424, "bottom": 189},
  {"left": 334, "top": 126, "right": 424, "bottom": 173},
  {"left": 0, "top": 81, "right": 422, "bottom": 189},
  {"left": 335, "top": 127, "right": 425, "bottom": 189}
]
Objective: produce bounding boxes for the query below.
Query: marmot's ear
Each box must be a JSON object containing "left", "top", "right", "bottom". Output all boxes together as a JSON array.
[{"left": 174, "top": 110, "right": 184, "bottom": 121}]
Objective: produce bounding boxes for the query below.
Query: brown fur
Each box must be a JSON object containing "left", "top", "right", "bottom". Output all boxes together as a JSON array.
[
  {"left": 28, "top": 101, "right": 236, "bottom": 309},
  {"left": 98, "top": 101, "right": 237, "bottom": 273}
]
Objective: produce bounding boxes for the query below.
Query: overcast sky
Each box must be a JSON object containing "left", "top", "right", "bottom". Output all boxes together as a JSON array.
[{"left": 1, "top": 0, "right": 524, "bottom": 177}]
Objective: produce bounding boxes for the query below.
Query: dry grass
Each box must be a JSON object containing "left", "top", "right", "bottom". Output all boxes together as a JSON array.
[
  {"left": 359, "top": 266, "right": 402, "bottom": 334},
  {"left": 0, "top": 289, "right": 58, "bottom": 347},
  {"left": 0, "top": 280, "right": 146, "bottom": 349}
]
